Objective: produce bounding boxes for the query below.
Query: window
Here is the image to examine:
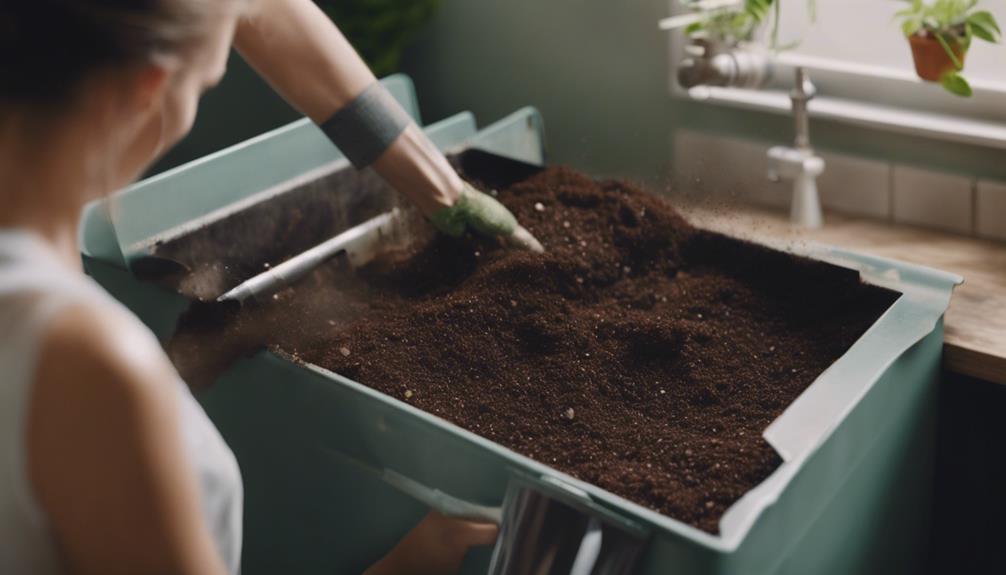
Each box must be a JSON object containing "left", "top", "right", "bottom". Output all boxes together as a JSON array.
[
  {"left": 777, "top": 0, "right": 1006, "bottom": 88},
  {"left": 668, "top": 0, "right": 1006, "bottom": 147}
]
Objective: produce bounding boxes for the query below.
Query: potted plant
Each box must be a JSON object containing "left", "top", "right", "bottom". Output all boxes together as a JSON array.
[
  {"left": 683, "top": 0, "right": 777, "bottom": 47},
  {"left": 896, "top": 0, "right": 1001, "bottom": 96},
  {"left": 680, "top": 0, "right": 816, "bottom": 52}
]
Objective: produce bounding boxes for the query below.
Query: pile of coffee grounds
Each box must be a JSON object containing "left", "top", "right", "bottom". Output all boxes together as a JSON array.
[{"left": 171, "top": 167, "right": 897, "bottom": 534}]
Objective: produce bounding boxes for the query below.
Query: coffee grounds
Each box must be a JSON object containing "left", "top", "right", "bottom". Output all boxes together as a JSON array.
[{"left": 172, "top": 167, "right": 897, "bottom": 534}]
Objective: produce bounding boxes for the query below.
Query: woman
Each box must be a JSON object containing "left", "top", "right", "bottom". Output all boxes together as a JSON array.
[{"left": 0, "top": 0, "right": 520, "bottom": 573}]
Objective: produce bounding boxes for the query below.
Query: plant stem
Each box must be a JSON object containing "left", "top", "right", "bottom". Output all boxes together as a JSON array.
[
  {"left": 935, "top": 32, "right": 964, "bottom": 70},
  {"left": 771, "top": 0, "right": 781, "bottom": 49}
]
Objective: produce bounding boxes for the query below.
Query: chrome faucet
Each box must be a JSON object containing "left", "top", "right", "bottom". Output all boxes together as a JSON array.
[
  {"left": 767, "top": 67, "right": 825, "bottom": 228},
  {"left": 676, "top": 39, "right": 773, "bottom": 90},
  {"left": 668, "top": 26, "right": 827, "bottom": 228}
]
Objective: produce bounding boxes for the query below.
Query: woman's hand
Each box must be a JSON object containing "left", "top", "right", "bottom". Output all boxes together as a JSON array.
[
  {"left": 234, "top": 0, "right": 542, "bottom": 253},
  {"left": 430, "top": 183, "right": 545, "bottom": 253},
  {"left": 429, "top": 182, "right": 517, "bottom": 238},
  {"left": 363, "top": 511, "right": 499, "bottom": 575}
]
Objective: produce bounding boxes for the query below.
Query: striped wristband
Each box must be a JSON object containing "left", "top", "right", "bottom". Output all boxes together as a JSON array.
[{"left": 319, "top": 82, "right": 412, "bottom": 169}]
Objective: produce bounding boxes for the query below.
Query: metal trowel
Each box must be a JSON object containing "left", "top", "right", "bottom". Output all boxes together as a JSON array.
[
  {"left": 211, "top": 149, "right": 549, "bottom": 305},
  {"left": 216, "top": 206, "right": 420, "bottom": 303},
  {"left": 214, "top": 210, "right": 541, "bottom": 304},
  {"left": 319, "top": 446, "right": 649, "bottom": 575},
  {"left": 125, "top": 149, "right": 548, "bottom": 306}
]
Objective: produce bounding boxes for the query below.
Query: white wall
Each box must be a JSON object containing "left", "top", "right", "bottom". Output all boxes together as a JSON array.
[
  {"left": 778, "top": 0, "right": 1006, "bottom": 83},
  {"left": 401, "top": 0, "right": 675, "bottom": 183}
]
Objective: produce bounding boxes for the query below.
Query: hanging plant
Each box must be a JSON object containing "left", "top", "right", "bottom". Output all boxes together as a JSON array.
[
  {"left": 681, "top": 0, "right": 816, "bottom": 50},
  {"left": 683, "top": 0, "right": 776, "bottom": 46},
  {"left": 896, "top": 0, "right": 1001, "bottom": 97}
]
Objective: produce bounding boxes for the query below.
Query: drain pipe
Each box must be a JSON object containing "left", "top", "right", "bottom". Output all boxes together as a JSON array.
[
  {"left": 665, "top": 22, "right": 828, "bottom": 228},
  {"left": 676, "top": 39, "right": 773, "bottom": 90},
  {"left": 768, "top": 67, "right": 825, "bottom": 228}
]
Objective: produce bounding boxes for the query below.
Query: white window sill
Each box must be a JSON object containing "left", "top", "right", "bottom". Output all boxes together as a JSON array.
[{"left": 687, "top": 85, "right": 1006, "bottom": 151}]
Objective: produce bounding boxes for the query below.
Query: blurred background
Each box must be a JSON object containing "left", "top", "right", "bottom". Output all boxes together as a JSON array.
[{"left": 154, "top": 0, "right": 1006, "bottom": 243}]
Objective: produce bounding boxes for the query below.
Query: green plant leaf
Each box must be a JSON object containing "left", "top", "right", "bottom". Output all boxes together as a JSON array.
[
  {"left": 746, "top": 0, "right": 772, "bottom": 22},
  {"left": 772, "top": 0, "right": 781, "bottom": 48},
  {"left": 692, "top": 0, "right": 817, "bottom": 50},
  {"left": 941, "top": 71, "right": 973, "bottom": 97},
  {"left": 969, "top": 11, "right": 1001, "bottom": 34},
  {"left": 968, "top": 10, "right": 1002, "bottom": 42},
  {"left": 969, "top": 21, "right": 998, "bottom": 42},
  {"left": 902, "top": 18, "right": 922, "bottom": 37}
]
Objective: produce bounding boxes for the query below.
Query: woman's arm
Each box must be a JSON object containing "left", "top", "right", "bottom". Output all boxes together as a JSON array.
[
  {"left": 233, "top": 0, "right": 461, "bottom": 217},
  {"left": 29, "top": 305, "right": 227, "bottom": 575}
]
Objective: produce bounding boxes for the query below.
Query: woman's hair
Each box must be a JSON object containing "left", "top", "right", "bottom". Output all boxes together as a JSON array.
[{"left": 0, "top": 0, "right": 237, "bottom": 108}]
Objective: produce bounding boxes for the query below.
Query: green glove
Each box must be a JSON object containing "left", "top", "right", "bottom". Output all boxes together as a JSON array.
[
  {"left": 430, "top": 183, "right": 544, "bottom": 252},
  {"left": 430, "top": 183, "right": 519, "bottom": 238}
]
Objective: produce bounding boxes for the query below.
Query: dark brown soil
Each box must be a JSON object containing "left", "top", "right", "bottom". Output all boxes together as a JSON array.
[{"left": 170, "top": 167, "right": 897, "bottom": 534}]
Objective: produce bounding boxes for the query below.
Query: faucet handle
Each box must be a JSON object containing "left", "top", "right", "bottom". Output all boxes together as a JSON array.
[{"left": 767, "top": 146, "right": 825, "bottom": 180}]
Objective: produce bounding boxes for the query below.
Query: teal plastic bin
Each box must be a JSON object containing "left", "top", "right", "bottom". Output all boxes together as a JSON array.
[{"left": 80, "top": 75, "right": 960, "bottom": 574}]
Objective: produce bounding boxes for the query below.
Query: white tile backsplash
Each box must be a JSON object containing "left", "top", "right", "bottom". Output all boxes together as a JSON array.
[
  {"left": 893, "top": 165, "right": 974, "bottom": 234},
  {"left": 673, "top": 129, "right": 787, "bottom": 208},
  {"left": 672, "top": 129, "right": 728, "bottom": 194},
  {"left": 817, "top": 151, "right": 891, "bottom": 219},
  {"left": 977, "top": 180, "right": 1006, "bottom": 241},
  {"left": 674, "top": 129, "right": 1003, "bottom": 241},
  {"left": 733, "top": 139, "right": 789, "bottom": 209}
]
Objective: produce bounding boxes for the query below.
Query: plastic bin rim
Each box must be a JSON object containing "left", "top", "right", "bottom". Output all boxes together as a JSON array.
[
  {"left": 76, "top": 98, "right": 960, "bottom": 553},
  {"left": 255, "top": 238, "right": 958, "bottom": 553}
]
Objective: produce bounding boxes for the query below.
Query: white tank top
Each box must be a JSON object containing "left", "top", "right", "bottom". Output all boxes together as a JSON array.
[{"left": 0, "top": 229, "right": 243, "bottom": 574}]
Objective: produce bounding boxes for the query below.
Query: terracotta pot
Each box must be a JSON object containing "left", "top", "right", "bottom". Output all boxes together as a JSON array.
[{"left": 909, "top": 32, "right": 967, "bottom": 82}]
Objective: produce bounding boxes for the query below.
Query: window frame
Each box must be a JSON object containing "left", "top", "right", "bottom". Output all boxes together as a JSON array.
[{"left": 666, "top": 0, "right": 1006, "bottom": 148}]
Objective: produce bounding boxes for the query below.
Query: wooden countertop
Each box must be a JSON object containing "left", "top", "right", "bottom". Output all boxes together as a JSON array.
[{"left": 677, "top": 202, "right": 1006, "bottom": 385}]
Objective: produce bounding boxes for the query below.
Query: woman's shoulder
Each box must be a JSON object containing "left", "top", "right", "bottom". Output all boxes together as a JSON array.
[
  {"left": 26, "top": 302, "right": 228, "bottom": 575},
  {"left": 34, "top": 301, "right": 178, "bottom": 403}
]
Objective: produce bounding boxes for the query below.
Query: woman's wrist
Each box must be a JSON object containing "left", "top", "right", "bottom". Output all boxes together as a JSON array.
[{"left": 371, "top": 123, "right": 462, "bottom": 217}]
